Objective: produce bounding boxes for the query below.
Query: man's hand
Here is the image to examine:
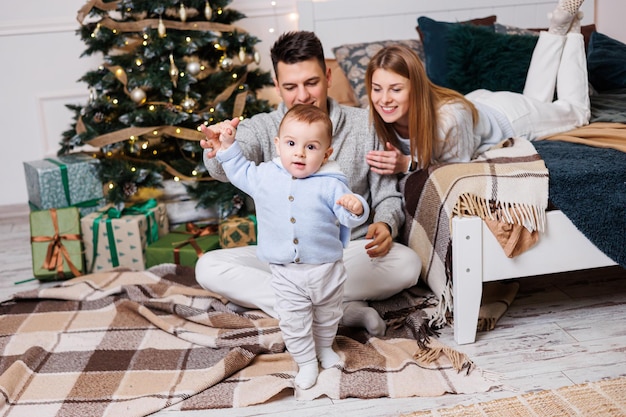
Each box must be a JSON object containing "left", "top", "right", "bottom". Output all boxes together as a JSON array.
[
  {"left": 366, "top": 141, "right": 410, "bottom": 175},
  {"left": 364, "top": 222, "right": 393, "bottom": 258},
  {"left": 199, "top": 118, "right": 240, "bottom": 157}
]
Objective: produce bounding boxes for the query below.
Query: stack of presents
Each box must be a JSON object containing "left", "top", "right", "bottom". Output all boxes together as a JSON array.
[{"left": 24, "top": 153, "right": 257, "bottom": 282}]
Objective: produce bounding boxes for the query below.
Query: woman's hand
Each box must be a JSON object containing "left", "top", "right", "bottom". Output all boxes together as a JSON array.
[
  {"left": 364, "top": 222, "right": 393, "bottom": 258},
  {"left": 366, "top": 141, "right": 410, "bottom": 175}
]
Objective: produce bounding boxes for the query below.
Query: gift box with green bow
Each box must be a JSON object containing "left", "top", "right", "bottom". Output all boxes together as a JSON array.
[
  {"left": 24, "top": 153, "right": 106, "bottom": 216},
  {"left": 145, "top": 222, "right": 220, "bottom": 268},
  {"left": 81, "top": 199, "right": 169, "bottom": 272},
  {"left": 30, "top": 207, "right": 84, "bottom": 281}
]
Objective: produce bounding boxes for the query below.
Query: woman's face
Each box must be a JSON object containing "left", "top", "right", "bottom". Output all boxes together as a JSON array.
[{"left": 370, "top": 68, "right": 410, "bottom": 130}]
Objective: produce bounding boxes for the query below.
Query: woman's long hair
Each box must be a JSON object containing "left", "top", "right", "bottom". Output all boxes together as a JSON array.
[{"left": 365, "top": 44, "right": 477, "bottom": 169}]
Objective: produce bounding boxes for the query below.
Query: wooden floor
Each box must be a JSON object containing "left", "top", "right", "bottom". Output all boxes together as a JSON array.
[{"left": 2, "top": 204, "right": 626, "bottom": 416}]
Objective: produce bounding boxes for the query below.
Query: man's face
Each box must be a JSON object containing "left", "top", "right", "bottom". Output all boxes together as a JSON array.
[{"left": 274, "top": 59, "right": 330, "bottom": 113}]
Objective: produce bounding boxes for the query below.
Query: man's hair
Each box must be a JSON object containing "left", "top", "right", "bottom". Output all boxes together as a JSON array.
[
  {"left": 280, "top": 104, "right": 333, "bottom": 145},
  {"left": 270, "top": 31, "right": 326, "bottom": 80}
]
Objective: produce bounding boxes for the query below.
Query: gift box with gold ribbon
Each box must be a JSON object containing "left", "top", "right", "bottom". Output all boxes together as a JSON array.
[
  {"left": 219, "top": 215, "right": 257, "bottom": 248},
  {"left": 81, "top": 199, "right": 169, "bottom": 272},
  {"left": 145, "top": 222, "right": 220, "bottom": 268},
  {"left": 24, "top": 153, "right": 106, "bottom": 216},
  {"left": 30, "top": 207, "right": 84, "bottom": 281}
]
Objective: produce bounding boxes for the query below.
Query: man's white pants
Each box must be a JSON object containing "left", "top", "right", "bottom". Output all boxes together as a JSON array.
[{"left": 195, "top": 240, "right": 421, "bottom": 318}]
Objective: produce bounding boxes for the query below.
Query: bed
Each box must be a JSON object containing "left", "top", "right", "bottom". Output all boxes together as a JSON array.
[{"left": 297, "top": 0, "right": 625, "bottom": 345}]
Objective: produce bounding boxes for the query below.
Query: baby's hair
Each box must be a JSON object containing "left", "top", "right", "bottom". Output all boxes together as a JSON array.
[{"left": 280, "top": 104, "right": 333, "bottom": 144}]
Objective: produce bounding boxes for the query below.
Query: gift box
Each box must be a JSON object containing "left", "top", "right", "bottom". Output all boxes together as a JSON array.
[
  {"left": 145, "top": 222, "right": 220, "bottom": 268},
  {"left": 219, "top": 215, "right": 257, "bottom": 248},
  {"left": 161, "top": 179, "right": 220, "bottom": 225},
  {"left": 30, "top": 207, "right": 84, "bottom": 281},
  {"left": 164, "top": 199, "right": 219, "bottom": 225},
  {"left": 24, "top": 153, "right": 105, "bottom": 216},
  {"left": 81, "top": 200, "right": 169, "bottom": 272}
]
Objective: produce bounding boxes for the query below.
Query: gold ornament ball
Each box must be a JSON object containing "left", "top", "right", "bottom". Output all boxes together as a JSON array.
[
  {"left": 130, "top": 88, "right": 147, "bottom": 105},
  {"left": 181, "top": 96, "right": 197, "bottom": 112},
  {"left": 186, "top": 60, "right": 201, "bottom": 75}
]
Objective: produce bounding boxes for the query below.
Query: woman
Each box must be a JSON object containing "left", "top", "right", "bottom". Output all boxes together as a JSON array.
[{"left": 365, "top": 0, "right": 589, "bottom": 175}]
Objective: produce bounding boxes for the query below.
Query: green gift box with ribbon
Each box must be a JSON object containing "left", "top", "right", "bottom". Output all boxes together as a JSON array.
[
  {"left": 24, "top": 153, "right": 105, "bottom": 216},
  {"left": 30, "top": 207, "right": 84, "bottom": 281},
  {"left": 81, "top": 199, "right": 169, "bottom": 272},
  {"left": 145, "top": 222, "right": 220, "bottom": 268}
]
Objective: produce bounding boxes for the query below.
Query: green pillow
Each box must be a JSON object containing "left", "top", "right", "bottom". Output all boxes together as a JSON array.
[
  {"left": 587, "top": 31, "right": 626, "bottom": 92},
  {"left": 416, "top": 15, "right": 496, "bottom": 88},
  {"left": 445, "top": 24, "right": 538, "bottom": 95}
]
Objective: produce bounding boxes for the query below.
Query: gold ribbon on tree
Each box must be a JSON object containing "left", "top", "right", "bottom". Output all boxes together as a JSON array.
[
  {"left": 30, "top": 209, "right": 82, "bottom": 279},
  {"left": 77, "top": 0, "right": 240, "bottom": 34}
]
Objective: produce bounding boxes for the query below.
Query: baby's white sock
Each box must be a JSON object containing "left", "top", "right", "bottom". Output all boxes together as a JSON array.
[
  {"left": 316, "top": 346, "right": 341, "bottom": 369},
  {"left": 340, "top": 301, "right": 386, "bottom": 337},
  {"left": 294, "top": 359, "right": 319, "bottom": 390}
]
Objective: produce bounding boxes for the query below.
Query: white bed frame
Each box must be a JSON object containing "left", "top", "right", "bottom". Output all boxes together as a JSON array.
[{"left": 297, "top": 0, "right": 616, "bottom": 345}]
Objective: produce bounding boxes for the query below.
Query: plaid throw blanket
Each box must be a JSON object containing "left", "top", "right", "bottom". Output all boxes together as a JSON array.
[
  {"left": 402, "top": 138, "right": 549, "bottom": 327},
  {"left": 0, "top": 265, "right": 499, "bottom": 416}
]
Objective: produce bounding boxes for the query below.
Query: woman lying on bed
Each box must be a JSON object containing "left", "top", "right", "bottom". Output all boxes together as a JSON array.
[{"left": 364, "top": 0, "right": 590, "bottom": 175}]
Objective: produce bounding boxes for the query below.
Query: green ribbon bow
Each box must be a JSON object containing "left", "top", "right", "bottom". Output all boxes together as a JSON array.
[{"left": 89, "top": 199, "right": 160, "bottom": 272}]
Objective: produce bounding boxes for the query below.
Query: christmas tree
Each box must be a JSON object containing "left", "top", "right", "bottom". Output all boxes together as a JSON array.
[{"left": 59, "top": 0, "right": 274, "bottom": 213}]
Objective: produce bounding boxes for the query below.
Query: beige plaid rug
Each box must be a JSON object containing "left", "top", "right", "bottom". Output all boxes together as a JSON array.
[{"left": 0, "top": 264, "right": 499, "bottom": 416}]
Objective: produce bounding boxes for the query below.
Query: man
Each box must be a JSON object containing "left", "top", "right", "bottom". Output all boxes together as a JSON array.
[{"left": 197, "top": 31, "right": 421, "bottom": 336}]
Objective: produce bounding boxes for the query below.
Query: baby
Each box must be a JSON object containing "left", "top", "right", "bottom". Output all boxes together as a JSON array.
[{"left": 206, "top": 104, "right": 369, "bottom": 389}]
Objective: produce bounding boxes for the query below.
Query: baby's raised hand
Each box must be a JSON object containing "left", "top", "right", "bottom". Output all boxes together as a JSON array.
[
  {"left": 337, "top": 194, "right": 364, "bottom": 216},
  {"left": 199, "top": 118, "right": 240, "bottom": 155}
]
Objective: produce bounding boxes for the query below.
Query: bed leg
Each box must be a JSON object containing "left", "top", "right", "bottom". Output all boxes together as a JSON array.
[{"left": 452, "top": 217, "right": 483, "bottom": 345}]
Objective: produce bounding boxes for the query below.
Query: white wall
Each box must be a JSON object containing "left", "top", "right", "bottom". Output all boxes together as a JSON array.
[
  {"left": 595, "top": 0, "right": 626, "bottom": 43},
  {"left": 0, "top": 0, "right": 622, "bottom": 208}
]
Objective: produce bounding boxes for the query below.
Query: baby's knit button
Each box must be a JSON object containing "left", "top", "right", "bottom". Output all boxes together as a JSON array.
[
  {"left": 290, "top": 217, "right": 296, "bottom": 223},
  {"left": 293, "top": 238, "right": 299, "bottom": 244},
  {"left": 288, "top": 195, "right": 294, "bottom": 201},
  {"left": 294, "top": 258, "right": 301, "bottom": 263}
]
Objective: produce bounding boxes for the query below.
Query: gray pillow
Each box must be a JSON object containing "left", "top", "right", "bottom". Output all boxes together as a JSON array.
[{"left": 332, "top": 39, "right": 424, "bottom": 108}]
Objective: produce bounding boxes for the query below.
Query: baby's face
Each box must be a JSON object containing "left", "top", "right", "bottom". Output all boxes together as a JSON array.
[{"left": 274, "top": 118, "right": 333, "bottom": 178}]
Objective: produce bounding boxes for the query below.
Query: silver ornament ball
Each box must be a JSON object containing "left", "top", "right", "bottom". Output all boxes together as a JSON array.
[
  {"left": 220, "top": 57, "right": 234, "bottom": 71},
  {"left": 186, "top": 60, "right": 201, "bottom": 76},
  {"left": 181, "top": 96, "right": 197, "bottom": 112},
  {"left": 130, "top": 88, "right": 146, "bottom": 105}
]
